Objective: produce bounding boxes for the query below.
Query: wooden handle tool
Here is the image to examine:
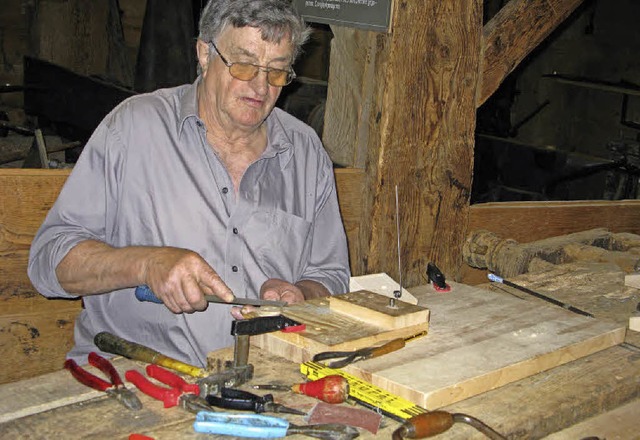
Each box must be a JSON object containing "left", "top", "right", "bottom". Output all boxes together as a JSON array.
[{"left": 94, "top": 331, "right": 208, "bottom": 378}]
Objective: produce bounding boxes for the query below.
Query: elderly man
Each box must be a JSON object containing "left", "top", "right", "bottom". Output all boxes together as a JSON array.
[{"left": 28, "top": 0, "right": 350, "bottom": 368}]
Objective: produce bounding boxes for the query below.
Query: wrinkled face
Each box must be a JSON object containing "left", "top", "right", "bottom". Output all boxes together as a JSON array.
[{"left": 197, "top": 26, "right": 294, "bottom": 132}]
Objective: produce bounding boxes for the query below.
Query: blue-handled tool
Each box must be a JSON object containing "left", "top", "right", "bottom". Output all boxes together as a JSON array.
[
  {"left": 194, "top": 412, "right": 289, "bottom": 437},
  {"left": 193, "top": 411, "right": 360, "bottom": 439},
  {"left": 488, "top": 273, "right": 593, "bottom": 318},
  {"left": 135, "top": 285, "right": 286, "bottom": 308}
]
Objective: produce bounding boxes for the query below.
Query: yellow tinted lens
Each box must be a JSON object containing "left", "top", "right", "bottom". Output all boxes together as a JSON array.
[
  {"left": 229, "top": 63, "right": 259, "bottom": 81},
  {"left": 267, "top": 70, "right": 291, "bottom": 86}
]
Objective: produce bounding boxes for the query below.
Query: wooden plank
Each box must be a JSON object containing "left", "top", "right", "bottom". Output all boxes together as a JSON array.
[
  {"left": 255, "top": 283, "right": 625, "bottom": 410},
  {"left": 478, "top": 0, "right": 584, "bottom": 106},
  {"left": 335, "top": 168, "right": 365, "bottom": 276},
  {"left": 0, "top": 169, "right": 77, "bottom": 384},
  {"left": 542, "top": 399, "right": 640, "bottom": 440},
  {"left": 251, "top": 291, "right": 429, "bottom": 361}
]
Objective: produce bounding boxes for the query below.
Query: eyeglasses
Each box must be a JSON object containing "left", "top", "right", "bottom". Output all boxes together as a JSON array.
[{"left": 210, "top": 41, "right": 296, "bottom": 87}]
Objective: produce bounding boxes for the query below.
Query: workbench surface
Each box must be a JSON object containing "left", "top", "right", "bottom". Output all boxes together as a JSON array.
[{"left": 1, "top": 275, "right": 638, "bottom": 439}]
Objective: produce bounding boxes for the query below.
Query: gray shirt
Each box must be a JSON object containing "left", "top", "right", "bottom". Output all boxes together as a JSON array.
[{"left": 27, "top": 78, "right": 350, "bottom": 367}]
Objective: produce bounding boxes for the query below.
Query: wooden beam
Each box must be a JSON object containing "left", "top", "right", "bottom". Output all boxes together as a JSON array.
[
  {"left": 325, "top": 2, "right": 482, "bottom": 286},
  {"left": 478, "top": 0, "right": 584, "bottom": 106},
  {"left": 461, "top": 199, "right": 640, "bottom": 284}
]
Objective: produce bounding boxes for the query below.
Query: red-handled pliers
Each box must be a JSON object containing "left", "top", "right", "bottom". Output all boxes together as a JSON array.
[
  {"left": 64, "top": 352, "right": 143, "bottom": 411},
  {"left": 125, "top": 364, "right": 212, "bottom": 413}
]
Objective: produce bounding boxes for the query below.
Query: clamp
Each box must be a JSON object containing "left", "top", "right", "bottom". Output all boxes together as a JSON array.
[{"left": 198, "top": 315, "right": 305, "bottom": 395}]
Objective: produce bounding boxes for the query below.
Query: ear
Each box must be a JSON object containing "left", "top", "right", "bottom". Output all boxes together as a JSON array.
[{"left": 196, "top": 39, "right": 211, "bottom": 72}]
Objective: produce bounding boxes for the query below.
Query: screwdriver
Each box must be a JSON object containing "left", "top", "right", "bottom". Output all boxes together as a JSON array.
[
  {"left": 392, "top": 411, "right": 506, "bottom": 440},
  {"left": 252, "top": 375, "right": 350, "bottom": 404}
]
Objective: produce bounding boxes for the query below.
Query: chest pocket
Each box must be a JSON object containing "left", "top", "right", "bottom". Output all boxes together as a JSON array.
[{"left": 244, "top": 209, "right": 312, "bottom": 281}]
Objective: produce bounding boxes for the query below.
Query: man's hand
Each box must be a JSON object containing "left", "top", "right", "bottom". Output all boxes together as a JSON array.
[
  {"left": 260, "top": 278, "right": 306, "bottom": 304},
  {"left": 143, "top": 247, "right": 234, "bottom": 314},
  {"left": 230, "top": 278, "right": 330, "bottom": 320}
]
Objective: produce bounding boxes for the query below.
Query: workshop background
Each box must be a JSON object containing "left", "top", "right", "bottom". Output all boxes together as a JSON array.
[{"left": 1, "top": 0, "right": 640, "bottom": 203}]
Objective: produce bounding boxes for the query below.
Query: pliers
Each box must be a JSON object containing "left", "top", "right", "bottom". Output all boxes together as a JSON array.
[
  {"left": 206, "top": 387, "right": 307, "bottom": 416},
  {"left": 125, "top": 364, "right": 212, "bottom": 414},
  {"left": 312, "top": 332, "right": 429, "bottom": 369},
  {"left": 64, "top": 352, "right": 142, "bottom": 411}
]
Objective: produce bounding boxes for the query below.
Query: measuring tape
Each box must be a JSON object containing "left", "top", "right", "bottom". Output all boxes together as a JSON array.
[{"left": 300, "top": 361, "right": 427, "bottom": 422}]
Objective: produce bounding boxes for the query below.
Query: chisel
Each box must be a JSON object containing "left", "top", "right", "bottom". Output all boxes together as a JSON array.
[{"left": 135, "top": 285, "right": 286, "bottom": 308}]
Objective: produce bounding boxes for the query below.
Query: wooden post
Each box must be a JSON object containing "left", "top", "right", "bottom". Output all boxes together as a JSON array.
[{"left": 325, "top": 2, "right": 482, "bottom": 285}]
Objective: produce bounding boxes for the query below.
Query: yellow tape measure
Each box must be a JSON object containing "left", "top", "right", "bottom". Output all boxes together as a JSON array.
[{"left": 300, "top": 361, "right": 427, "bottom": 421}]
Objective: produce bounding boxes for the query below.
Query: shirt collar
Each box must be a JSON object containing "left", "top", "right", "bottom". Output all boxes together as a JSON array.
[{"left": 177, "top": 76, "right": 200, "bottom": 137}]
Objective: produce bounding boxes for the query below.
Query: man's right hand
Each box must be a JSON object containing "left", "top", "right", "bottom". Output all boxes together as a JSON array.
[
  {"left": 56, "top": 240, "right": 233, "bottom": 314},
  {"left": 142, "top": 247, "right": 234, "bottom": 313}
]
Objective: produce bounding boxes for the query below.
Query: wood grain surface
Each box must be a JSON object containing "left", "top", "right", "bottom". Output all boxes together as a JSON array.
[{"left": 254, "top": 283, "right": 625, "bottom": 410}]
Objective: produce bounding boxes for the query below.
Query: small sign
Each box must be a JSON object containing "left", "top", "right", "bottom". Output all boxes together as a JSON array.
[{"left": 294, "top": 0, "right": 392, "bottom": 32}]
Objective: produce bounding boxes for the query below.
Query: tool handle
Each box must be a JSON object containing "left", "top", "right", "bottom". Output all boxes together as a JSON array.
[
  {"left": 88, "top": 351, "right": 124, "bottom": 387},
  {"left": 94, "top": 331, "right": 207, "bottom": 378},
  {"left": 294, "top": 375, "right": 349, "bottom": 404},
  {"left": 393, "top": 411, "right": 454, "bottom": 439},
  {"left": 206, "top": 388, "right": 272, "bottom": 413},
  {"left": 64, "top": 358, "right": 112, "bottom": 391},
  {"left": 125, "top": 369, "right": 181, "bottom": 408},
  {"left": 135, "top": 285, "right": 163, "bottom": 303},
  {"left": 193, "top": 411, "right": 289, "bottom": 437},
  {"left": 487, "top": 273, "right": 503, "bottom": 283},
  {"left": 370, "top": 338, "right": 406, "bottom": 358},
  {"left": 146, "top": 364, "right": 200, "bottom": 395}
]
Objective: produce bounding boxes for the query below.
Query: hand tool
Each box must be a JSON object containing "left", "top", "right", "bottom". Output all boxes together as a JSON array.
[
  {"left": 198, "top": 315, "right": 306, "bottom": 396},
  {"left": 193, "top": 411, "right": 360, "bottom": 440},
  {"left": 94, "top": 331, "right": 208, "bottom": 378},
  {"left": 206, "top": 387, "right": 307, "bottom": 415},
  {"left": 488, "top": 273, "right": 594, "bottom": 318},
  {"left": 390, "top": 184, "right": 403, "bottom": 309},
  {"left": 391, "top": 411, "right": 506, "bottom": 440},
  {"left": 96, "top": 315, "right": 305, "bottom": 397},
  {"left": 301, "top": 361, "right": 427, "bottom": 422},
  {"left": 135, "top": 284, "right": 287, "bottom": 308},
  {"left": 252, "top": 374, "right": 350, "bottom": 404},
  {"left": 64, "top": 352, "right": 142, "bottom": 411},
  {"left": 426, "top": 262, "right": 450, "bottom": 292},
  {"left": 311, "top": 331, "right": 427, "bottom": 369},
  {"left": 125, "top": 364, "right": 212, "bottom": 413}
]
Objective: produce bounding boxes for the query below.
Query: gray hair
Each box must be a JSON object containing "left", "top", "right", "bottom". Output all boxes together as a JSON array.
[{"left": 198, "top": 0, "right": 311, "bottom": 61}]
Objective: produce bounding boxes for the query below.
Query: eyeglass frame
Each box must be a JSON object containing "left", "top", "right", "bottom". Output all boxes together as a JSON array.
[{"left": 209, "top": 41, "right": 296, "bottom": 87}]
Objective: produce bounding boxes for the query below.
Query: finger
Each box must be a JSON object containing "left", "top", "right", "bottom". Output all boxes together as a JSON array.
[
  {"left": 178, "top": 277, "right": 201, "bottom": 313},
  {"left": 262, "top": 290, "right": 280, "bottom": 301},
  {"left": 200, "top": 270, "right": 234, "bottom": 302},
  {"left": 230, "top": 306, "right": 245, "bottom": 320},
  {"left": 280, "top": 289, "right": 304, "bottom": 304}
]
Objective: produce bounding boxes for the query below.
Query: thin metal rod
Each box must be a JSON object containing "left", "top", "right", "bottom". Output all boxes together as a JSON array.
[
  {"left": 395, "top": 185, "right": 403, "bottom": 298},
  {"left": 488, "top": 274, "right": 594, "bottom": 318}
]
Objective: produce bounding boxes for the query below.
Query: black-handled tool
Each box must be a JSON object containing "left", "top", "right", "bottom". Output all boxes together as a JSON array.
[
  {"left": 427, "top": 262, "right": 450, "bottom": 292},
  {"left": 206, "top": 387, "right": 307, "bottom": 415}
]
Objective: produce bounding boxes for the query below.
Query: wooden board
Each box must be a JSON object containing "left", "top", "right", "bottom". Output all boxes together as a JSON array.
[
  {"left": 254, "top": 283, "right": 625, "bottom": 410},
  {"left": 251, "top": 290, "right": 429, "bottom": 362}
]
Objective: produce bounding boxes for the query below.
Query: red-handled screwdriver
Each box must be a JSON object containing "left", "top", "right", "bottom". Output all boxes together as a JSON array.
[{"left": 252, "top": 375, "right": 349, "bottom": 404}]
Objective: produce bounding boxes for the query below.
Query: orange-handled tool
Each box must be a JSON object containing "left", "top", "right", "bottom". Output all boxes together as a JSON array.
[
  {"left": 312, "top": 331, "right": 426, "bottom": 369},
  {"left": 252, "top": 375, "right": 350, "bottom": 404},
  {"left": 392, "top": 411, "right": 506, "bottom": 440}
]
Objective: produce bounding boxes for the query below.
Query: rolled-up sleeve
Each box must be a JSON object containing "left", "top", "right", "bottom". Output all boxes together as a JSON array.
[{"left": 27, "top": 119, "right": 122, "bottom": 298}]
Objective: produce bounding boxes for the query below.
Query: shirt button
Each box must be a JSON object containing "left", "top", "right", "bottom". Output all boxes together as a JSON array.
[
  {"left": 222, "top": 187, "right": 229, "bottom": 194},
  {"left": 233, "top": 228, "right": 238, "bottom": 234},
  {"left": 232, "top": 266, "right": 238, "bottom": 272}
]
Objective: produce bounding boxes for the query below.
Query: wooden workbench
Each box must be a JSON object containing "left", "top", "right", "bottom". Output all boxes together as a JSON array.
[{"left": 0, "top": 276, "right": 638, "bottom": 439}]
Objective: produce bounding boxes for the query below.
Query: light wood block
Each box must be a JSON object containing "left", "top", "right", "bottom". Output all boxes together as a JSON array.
[{"left": 251, "top": 290, "right": 430, "bottom": 363}]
